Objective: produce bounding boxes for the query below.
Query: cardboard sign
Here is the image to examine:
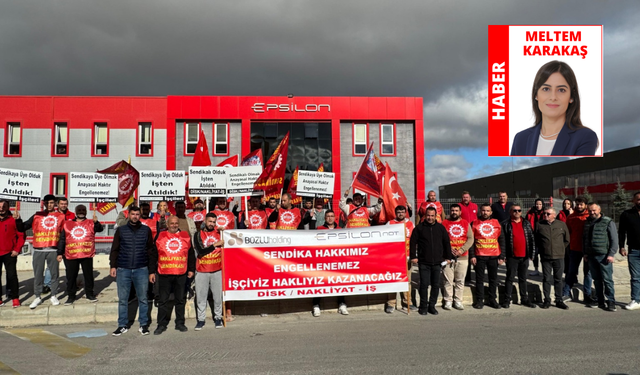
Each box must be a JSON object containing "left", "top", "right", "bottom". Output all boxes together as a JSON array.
[
  {"left": 139, "top": 170, "right": 186, "bottom": 201},
  {"left": 296, "top": 170, "right": 335, "bottom": 198},
  {"left": 188, "top": 167, "right": 227, "bottom": 197},
  {"left": 69, "top": 172, "right": 118, "bottom": 203},
  {"left": 0, "top": 167, "right": 43, "bottom": 203},
  {"left": 226, "top": 166, "right": 263, "bottom": 196}
]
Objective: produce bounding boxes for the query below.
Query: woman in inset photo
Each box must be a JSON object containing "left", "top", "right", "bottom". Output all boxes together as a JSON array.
[{"left": 510, "top": 60, "right": 598, "bottom": 156}]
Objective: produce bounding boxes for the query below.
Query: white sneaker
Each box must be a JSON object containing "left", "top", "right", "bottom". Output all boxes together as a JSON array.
[
  {"left": 338, "top": 303, "right": 349, "bottom": 315},
  {"left": 50, "top": 296, "right": 60, "bottom": 306},
  {"left": 443, "top": 302, "right": 452, "bottom": 310},
  {"left": 453, "top": 301, "right": 464, "bottom": 310},
  {"left": 312, "top": 305, "right": 321, "bottom": 317},
  {"left": 625, "top": 300, "right": 640, "bottom": 310},
  {"left": 29, "top": 297, "right": 42, "bottom": 309}
]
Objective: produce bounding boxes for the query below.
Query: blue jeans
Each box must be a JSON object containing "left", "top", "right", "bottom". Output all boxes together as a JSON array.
[
  {"left": 116, "top": 267, "right": 149, "bottom": 327},
  {"left": 44, "top": 268, "right": 51, "bottom": 287},
  {"left": 587, "top": 254, "right": 615, "bottom": 304},
  {"left": 563, "top": 250, "right": 593, "bottom": 296},
  {"left": 628, "top": 249, "right": 640, "bottom": 302}
]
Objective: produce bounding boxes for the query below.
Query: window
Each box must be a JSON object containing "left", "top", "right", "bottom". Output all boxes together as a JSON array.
[
  {"left": 185, "top": 122, "right": 200, "bottom": 155},
  {"left": 5, "top": 122, "right": 21, "bottom": 156},
  {"left": 353, "top": 123, "right": 368, "bottom": 155},
  {"left": 52, "top": 122, "right": 68, "bottom": 156},
  {"left": 380, "top": 123, "right": 395, "bottom": 156},
  {"left": 138, "top": 122, "right": 153, "bottom": 156},
  {"left": 50, "top": 174, "right": 67, "bottom": 197},
  {"left": 93, "top": 122, "right": 108, "bottom": 156},
  {"left": 213, "top": 122, "right": 229, "bottom": 156}
]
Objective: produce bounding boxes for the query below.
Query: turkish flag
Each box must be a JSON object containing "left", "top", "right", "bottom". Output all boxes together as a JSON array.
[
  {"left": 288, "top": 166, "right": 301, "bottom": 205},
  {"left": 254, "top": 132, "right": 289, "bottom": 194},
  {"left": 192, "top": 130, "right": 212, "bottom": 167},
  {"left": 382, "top": 162, "right": 407, "bottom": 221},
  {"left": 352, "top": 143, "right": 385, "bottom": 197},
  {"left": 217, "top": 155, "right": 239, "bottom": 168}
]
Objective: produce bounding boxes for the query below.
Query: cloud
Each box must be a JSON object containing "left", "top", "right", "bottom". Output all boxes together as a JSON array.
[{"left": 425, "top": 154, "right": 473, "bottom": 191}]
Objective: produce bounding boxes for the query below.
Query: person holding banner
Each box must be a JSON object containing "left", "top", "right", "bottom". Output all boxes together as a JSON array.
[
  {"left": 15, "top": 194, "right": 65, "bottom": 309},
  {"left": 265, "top": 197, "right": 278, "bottom": 229},
  {"left": 339, "top": 190, "right": 382, "bottom": 228},
  {"left": 410, "top": 207, "right": 453, "bottom": 316},
  {"left": 469, "top": 204, "right": 506, "bottom": 310},
  {"left": 441, "top": 204, "right": 473, "bottom": 311},
  {"left": 188, "top": 199, "right": 206, "bottom": 229},
  {"left": 386, "top": 205, "right": 416, "bottom": 313},
  {"left": 305, "top": 198, "right": 328, "bottom": 230},
  {"left": 149, "top": 216, "right": 196, "bottom": 335},
  {"left": 211, "top": 197, "right": 236, "bottom": 230},
  {"left": 312, "top": 210, "right": 348, "bottom": 316},
  {"left": 268, "top": 193, "right": 303, "bottom": 230},
  {"left": 155, "top": 200, "right": 171, "bottom": 232},
  {"left": 0, "top": 200, "right": 23, "bottom": 308},
  {"left": 240, "top": 196, "right": 268, "bottom": 230},
  {"left": 56, "top": 205, "right": 103, "bottom": 305},
  {"left": 192, "top": 213, "right": 225, "bottom": 330}
]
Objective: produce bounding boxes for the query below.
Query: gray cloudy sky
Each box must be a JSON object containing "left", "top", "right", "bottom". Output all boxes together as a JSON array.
[{"left": 1, "top": 0, "right": 639, "bottom": 190}]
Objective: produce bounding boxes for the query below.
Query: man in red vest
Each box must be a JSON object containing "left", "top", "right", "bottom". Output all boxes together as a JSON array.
[
  {"left": 441, "top": 204, "right": 473, "bottom": 310},
  {"left": 240, "top": 196, "right": 268, "bottom": 230},
  {"left": 268, "top": 193, "right": 303, "bottom": 230},
  {"left": 419, "top": 190, "right": 445, "bottom": 223},
  {"left": 149, "top": 216, "right": 195, "bottom": 335},
  {"left": 386, "top": 205, "right": 416, "bottom": 313},
  {"left": 0, "top": 199, "right": 24, "bottom": 308},
  {"left": 338, "top": 190, "right": 382, "bottom": 228},
  {"left": 211, "top": 197, "right": 236, "bottom": 230},
  {"left": 193, "top": 212, "right": 225, "bottom": 330},
  {"left": 56, "top": 205, "right": 103, "bottom": 305},
  {"left": 16, "top": 194, "right": 65, "bottom": 309},
  {"left": 470, "top": 203, "right": 506, "bottom": 309},
  {"left": 188, "top": 199, "right": 206, "bottom": 229},
  {"left": 265, "top": 197, "right": 278, "bottom": 230}
]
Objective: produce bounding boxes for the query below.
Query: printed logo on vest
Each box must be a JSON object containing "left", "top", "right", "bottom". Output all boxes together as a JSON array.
[
  {"left": 217, "top": 216, "right": 229, "bottom": 227},
  {"left": 479, "top": 223, "right": 495, "bottom": 237},
  {"left": 166, "top": 238, "right": 183, "bottom": 254},
  {"left": 280, "top": 211, "right": 295, "bottom": 225},
  {"left": 42, "top": 216, "right": 59, "bottom": 230},
  {"left": 70, "top": 226, "right": 87, "bottom": 240},
  {"left": 448, "top": 224, "right": 464, "bottom": 238},
  {"left": 353, "top": 208, "right": 366, "bottom": 217},
  {"left": 192, "top": 212, "right": 204, "bottom": 222},
  {"left": 203, "top": 235, "right": 217, "bottom": 247},
  {"left": 250, "top": 214, "right": 263, "bottom": 227}
]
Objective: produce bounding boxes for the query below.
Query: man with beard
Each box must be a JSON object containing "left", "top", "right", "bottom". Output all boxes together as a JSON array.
[
  {"left": 418, "top": 190, "right": 445, "bottom": 223},
  {"left": 338, "top": 190, "right": 382, "bottom": 228},
  {"left": 193, "top": 213, "right": 225, "bottom": 330},
  {"left": 265, "top": 197, "right": 278, "bottom": 229},
  {"left": 618, "top": 192, "right": 640, "bottom": 310},
  {"left": 441, "top": 204, "right": 473, "bottom": 310},
  {"left": 15, "top": 194, "right": 65, "bottom": 309},
  {"left": 188, "top": 199, "right": 207, "bottom": 229},
  {"left": 149, "top": 216, "right": 196, "bottom": 334},
  {"left": 410, "top": 207, "right": 453, "bottom": 316},
  {"left": 386, "top": 205, "right": 416, "bottom": 313},
  {"left": 57, "top": 205, "right": 103, "bottom": 305},
  {"left": 563, "top": 196, "right": 595, "bottom": 304},
  {"left": 535, "top": 208, "right": 570, "bottom": 310},
  {"left": 240, "top": 196, "right": 268, "bottom": 230},
  {"left": 527, "top": 199, "right": 545, "bottom": 276},
  {"left": 211, "top": 197, "right": 236, "bottom": 230},
  {"left": 470, "top": 204, "right": 506, "bottom": 309},
  {"left": 583, "top": 203, "right": 619, "bottom": 312},
  {"left": 268, "top": 193, "right": 303, "bottom": 230},
  {"left": 0, "top": 200, "right": 24, "bottom": 308}
]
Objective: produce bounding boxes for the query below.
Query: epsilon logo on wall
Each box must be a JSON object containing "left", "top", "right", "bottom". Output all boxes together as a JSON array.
[
  {"left": 251, "top": 103, "right": 331, "bottom": 113},
  {"left": 166, "top": 238, "right": 182, "bottom": 254}
]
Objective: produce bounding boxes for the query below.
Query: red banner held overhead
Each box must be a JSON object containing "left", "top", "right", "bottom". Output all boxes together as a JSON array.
[
  {"left": 288, "top": 166, "right": 301, "bottom": 205},
  {"left": 253, "top": 132, "right": 289, "bottom": 195},
  {"left": 241, "top": 148, "right": 263, "bottom": 167},
  {"left": 352, "top": 143, "right": 385, "bottom": 197},
  {"left": 222, "top": 227, "right": 408, "bottom": 301},
  {"left": 96, "top": 160, "right": 140, "bottom": 207}
]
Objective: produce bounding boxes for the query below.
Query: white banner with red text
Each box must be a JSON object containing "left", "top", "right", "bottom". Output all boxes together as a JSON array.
[{"left": 222, "top": 227, "right": 408, "bottom": 301}]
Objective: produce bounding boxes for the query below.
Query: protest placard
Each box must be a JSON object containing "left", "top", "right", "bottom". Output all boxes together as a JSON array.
[
  {"left": 139, "top": 170, "right": 186, "bottom": 201},
  {"left": 0, "top": 167, "right": 43, "bottom": 203},
  {"left": 296, "top": 170, "right": 335, "bottom": 198},
  {"left": 69, "top": 172, "right": 118, "bottom": 203}
]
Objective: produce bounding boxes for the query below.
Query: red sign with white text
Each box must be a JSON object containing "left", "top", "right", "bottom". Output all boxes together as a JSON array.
[{"left": 222, "top": 227, "right": 408, "bottom": 301}]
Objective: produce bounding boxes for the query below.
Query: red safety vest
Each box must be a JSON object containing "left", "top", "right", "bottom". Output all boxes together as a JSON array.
[
  {"left": 188, "top": 210, "right": 206, "bottom": 224},
  {"left": 63, "top": 220, "right": 96, "bottom": 259},
  {"left": 276, "top": 208, "right": 301, "bottom": 230},
  {"left": 212, "top": 210, "right": 235, "bottom": 230},
  {"left": 265, "top": 207, "right": 277, "bottom": 229},
  {"left": 443, "top": 219, "right": 470, "bottom": 256},
  {"left": 32, "top": 212, "right": 65, "bottom": 248},
  {"left": 419, "top": 201, "right": 444, "bottom": 223},
  {"left": 388, "top": 218, "right": 415, "bottom": 255},
  {"left": 139, "top": 217, "right": 158, "bottom": 239},
  {"left": 472, "top": 219, "right": 502, "bottom": 257},
  {"left": 346, "top": 204, "right": 370, "bottom": 228},
  {"left": 246, "top": 210, "right": 268, "bottom": 229},
  {"left": 196, "top": 230, "right": 222, "bottom": 273},
  {"left": 155, "top": 231, "right": 191, "bottom": 275}
]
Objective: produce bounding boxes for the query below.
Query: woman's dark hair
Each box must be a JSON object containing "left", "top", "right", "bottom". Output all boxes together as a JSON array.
[
  {"left": 562, "top": 198, "right": 573, "bottom": 210},
  {"left": 531, "top": 60, "right": 583, "bottom": 130}
]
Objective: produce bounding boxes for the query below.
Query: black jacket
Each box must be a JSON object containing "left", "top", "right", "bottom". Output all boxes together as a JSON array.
[
  {"left": 409, "top": 221, "right": 452, "bottom": 265},
  {"left": 618, "top": 208, "right": 640, "bottom": 250},
  {"left": 491, "top": 202, "right": 513, "bottom": 223},
  {"left": 500, "top": 218, "right": 536, "bottom": 259},
  {"left": 109, "top": 221, "right": 154, "bottom": 269},
  {"left": 534, "top": 219, "right": 570, "bottom": 260}
]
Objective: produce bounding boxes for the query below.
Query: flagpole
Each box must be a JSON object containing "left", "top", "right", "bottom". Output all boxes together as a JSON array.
[{"left": 221, "top": 239, "right": 227, "bottom": 327}]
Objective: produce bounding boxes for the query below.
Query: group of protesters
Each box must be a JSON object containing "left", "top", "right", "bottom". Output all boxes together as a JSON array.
[{"left": 1, "top": 187, "right": 639, "bottom": 335}]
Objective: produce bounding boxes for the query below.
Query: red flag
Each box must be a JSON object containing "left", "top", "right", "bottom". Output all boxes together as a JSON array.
[
  {"left": 241, "top": 148, "right": 263, "bottom": 167},
  {"left": 96, "top": 202, "right": 116, "bottom": 215},
  {"left": 352, "top": 143, "right": 385, "bottom": 197},
  {"left": 317, "top": 163, "right": 330, "bottom": 205},
  {"left": 192, "top": 130, "right": 212, "bottom": 167},
  {"left": 254, "top": 132, "right": 289, "bottom": 194},
  {"left": 288, "top": 166, "right": 301, "bottom": 205},
  {"left": 217, "top": 155, "right": 238, "bottom": 168},
  {"left": 382, "top": 162, "right": 408, "bottom": 220},
  {"left": 97, "top": 160, "right": 140, "bottom": 207}
]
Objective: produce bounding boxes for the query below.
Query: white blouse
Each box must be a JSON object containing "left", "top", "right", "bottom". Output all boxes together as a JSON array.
[{"left": 536, "top": 136, "right": 556, "bottom": 155}]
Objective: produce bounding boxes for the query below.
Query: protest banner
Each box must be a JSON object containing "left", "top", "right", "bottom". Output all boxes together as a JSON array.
[
  {"left": 69, "top": 172, "right": 118, "bottom": 203},
  {"left": 296, "top": 170, "right": 335, "bottom": 198},
  {"left": 222, "top": 226, "right": 407, "bottom": 301},
  {"left": 188, "top": 167, "right": 227, "bottom": 197},
  {"left": 226, "top": 166, "right": 262, "bottom": 196},
  {"left": 139, "top": 170, "right": 186, "bottom": 201},
  {"left": 0, "top": 167, "right": 43, "bottom": 203}
]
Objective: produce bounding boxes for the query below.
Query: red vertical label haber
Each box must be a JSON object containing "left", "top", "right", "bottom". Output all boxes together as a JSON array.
[{"left": 488, "top": 25, "right": 510, "bottom": 156}]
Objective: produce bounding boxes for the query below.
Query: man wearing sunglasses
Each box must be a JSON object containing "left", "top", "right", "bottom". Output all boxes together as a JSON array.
[{"left": 534, "top": 208, "right": 570, "bottom": 309}]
